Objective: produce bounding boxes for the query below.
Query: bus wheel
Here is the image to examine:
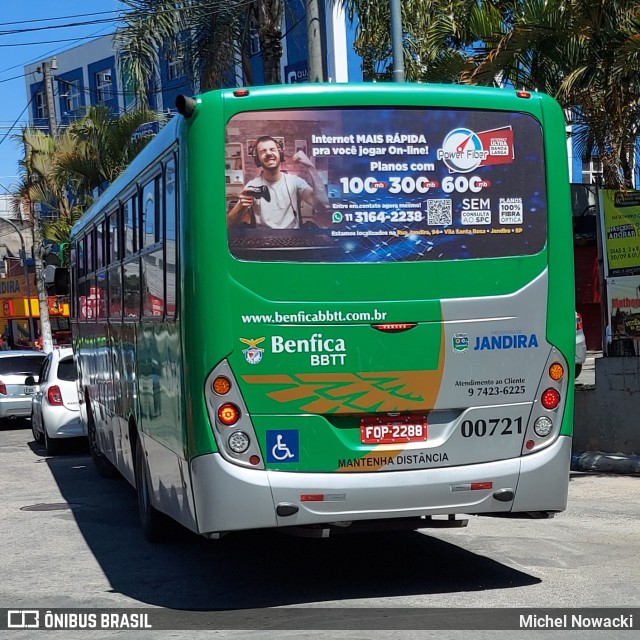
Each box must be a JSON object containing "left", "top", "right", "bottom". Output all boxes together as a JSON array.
[
  {"left": 87, "top": 408, "right": 119, "bottom": 479},
  {"left": 135, "top": 441, "right": 169, "bottom": 543}
]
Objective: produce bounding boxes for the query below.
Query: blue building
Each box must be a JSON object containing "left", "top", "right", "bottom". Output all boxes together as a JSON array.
[{"left": 23, "top": 4, "right": 362, "bottom": 129}]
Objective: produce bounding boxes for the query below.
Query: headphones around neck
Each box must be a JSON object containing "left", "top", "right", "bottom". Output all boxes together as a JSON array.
[{"left": 253, "top": 136, "right": 285, "bottom": 167}]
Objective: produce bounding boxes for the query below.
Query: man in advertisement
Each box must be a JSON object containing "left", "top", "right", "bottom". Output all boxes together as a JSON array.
[{"left": 227, "top": 135, "right": 330, "bottom": 229}]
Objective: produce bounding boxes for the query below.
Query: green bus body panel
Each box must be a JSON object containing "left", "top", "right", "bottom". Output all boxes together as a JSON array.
[
  {"left": 180, "top": 84, "right": 574, "bottom": 466},
  {"left": 71, "top": 84, "right": 574, "bottom": 475}
]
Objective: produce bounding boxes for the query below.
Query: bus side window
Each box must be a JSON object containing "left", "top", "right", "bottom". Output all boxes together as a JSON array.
[
  {"left": 124, "top": 193, "right": 138, "bottom": 256},
  {"left": 108, "top": 209, "right": 120, "bottom": 264},
  {"left": 165, "top": 156, "right": 177, "bottom": 319},
  {"left": 123, "top": 259, "right": 140, "bottom": 319}
]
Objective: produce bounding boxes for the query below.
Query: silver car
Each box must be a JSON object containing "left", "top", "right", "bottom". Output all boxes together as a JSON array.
[
  {"left": 30, "top": 348, "right": 83, "bottom": 455},
  {"left": 0, "top": 351, "right": 46, "bottom": 422},
  {"left": 576, "top": 312, "right": 587, "bottom": 378}
]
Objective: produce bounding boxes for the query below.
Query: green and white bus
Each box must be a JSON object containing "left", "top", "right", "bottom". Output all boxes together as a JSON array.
[{"left": 70, "top": 83, "right": 575, "bottom": 541}]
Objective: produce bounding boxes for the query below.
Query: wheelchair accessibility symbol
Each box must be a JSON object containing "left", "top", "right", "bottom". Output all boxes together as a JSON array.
[{"left": 266, "top": 430, "right": 299, "bottom": 463}]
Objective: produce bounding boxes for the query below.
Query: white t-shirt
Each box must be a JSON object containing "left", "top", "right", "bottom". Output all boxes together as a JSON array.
[{"left": 246, "top": 173, "right": 310, "bottom": 229}]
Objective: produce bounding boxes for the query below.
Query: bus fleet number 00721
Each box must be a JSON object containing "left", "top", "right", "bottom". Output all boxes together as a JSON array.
[{"left": 461, "top": 416, "right": 523, "bottom": 437}]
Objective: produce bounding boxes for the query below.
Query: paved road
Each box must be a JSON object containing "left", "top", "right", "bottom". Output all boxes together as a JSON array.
[{"left": 0, "top": 421, "right": 638, "bottom": 639}]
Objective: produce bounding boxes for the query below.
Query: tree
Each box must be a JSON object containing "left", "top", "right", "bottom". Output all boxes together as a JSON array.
[
  {"left": 340, "top": 0, "right": 446, "bottom": 81},
  {"left": 11, "top": 128, "right": 84, "bottom": 353},
  {"left": 13, "top": 105, "right": 162, "bottom": 248},
  {"left": 55, "top": 104, "right": 163, "bottom": 193},
  {"left": 440, "top": 0, "right": 640, "bottom": 189},
  {"left": 115, "top": 0, "right": 285, "bottom": 102},
  {"left": 10, "top": 106, "right": 162, "bottom": 350},
  {"left": 342, "top": 0, "right": 640, "bottom": 188},
  {"left": 13, "top": 126, "right": 87, "bottom": 270}
]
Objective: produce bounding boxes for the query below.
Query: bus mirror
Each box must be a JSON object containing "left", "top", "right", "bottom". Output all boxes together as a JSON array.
[{"left": 53, "top": 268, "right": 70, "bottom": 296}]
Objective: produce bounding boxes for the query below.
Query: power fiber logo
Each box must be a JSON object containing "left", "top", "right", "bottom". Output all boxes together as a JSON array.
[{"left": 438, "top": 128, "right": 487, "bottom": 173}]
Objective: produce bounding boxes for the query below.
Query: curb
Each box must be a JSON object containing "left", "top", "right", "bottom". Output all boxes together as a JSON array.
[{"left": 571, "top": 451, "right": 640, "bottom": 474}]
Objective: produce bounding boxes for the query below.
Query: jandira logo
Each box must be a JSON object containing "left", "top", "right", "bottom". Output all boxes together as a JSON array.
[
  {"left": 240, "top": 337, "right": 265, "bottom": 364},
  {"left": 452, "top": 333, "right": 469, "bottom": 352}
]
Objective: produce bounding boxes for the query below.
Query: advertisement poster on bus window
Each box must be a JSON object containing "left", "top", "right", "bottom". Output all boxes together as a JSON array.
[
  {"left": 225, "top": 107, "right": 548, "bottom": 262},
  {"left": 599, "top": 189, "right": 640, "bottom": 278}
]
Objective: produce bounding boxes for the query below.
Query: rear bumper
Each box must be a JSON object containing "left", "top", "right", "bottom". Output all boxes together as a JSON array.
[
  {"left": 45, "top": 409, "right": 84, "bottom": 439},
  {"left": 0, "top": 397, "right": 33, "bottom": 418},
  {"left": 190, "top": 436, "right": 571, "bottom": 535}
]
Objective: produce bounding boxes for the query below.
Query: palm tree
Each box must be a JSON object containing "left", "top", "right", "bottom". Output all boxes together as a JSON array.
[
  {"left": 11, "top": 127, "right": 84, "bottom": 352},
  {"left": 13, "top": 105, "right": 162, "bottom": 262},
  {"left": 343, "top": 0, "right": 640, "bottom": 188},
  {"left": 450, "top": 0, "right": 640, "bottom": 189},
  {"left": 55, "top": 104, "right": 164, "bottom": 193},
  {"left": 115, "top": 0, "right": 285, "bottom": 103},
  {"left": 12, "top": 128, "right": 86, "bottom": 231},
  {"left": 340, "top": 0, "right": 449, "bottom": 81}
]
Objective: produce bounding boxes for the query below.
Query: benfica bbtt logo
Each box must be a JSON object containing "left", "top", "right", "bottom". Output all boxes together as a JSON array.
[{"left": 240, "top": 337, "right": 265, "bottom": 364}]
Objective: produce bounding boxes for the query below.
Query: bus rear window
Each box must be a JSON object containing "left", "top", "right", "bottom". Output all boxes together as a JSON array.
[{"left": 225, "top": 107, "right": 547, "bottom": 263}]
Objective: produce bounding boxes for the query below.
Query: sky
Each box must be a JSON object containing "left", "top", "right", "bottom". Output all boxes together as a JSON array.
[{"left": 0, "top": 1, "right": 121, "bottom": 195}]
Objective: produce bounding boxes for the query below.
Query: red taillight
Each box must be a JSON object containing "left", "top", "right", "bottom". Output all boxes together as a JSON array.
[
  {"left": 217, "top": 403, "right": 240, "bottom": 426},
  {"left": 47, "top": 385, "right": 63, "bottom": 406},
  {"left": 541, "top": 388, "right": 561, "bottom": 410},
  {"left": 0, "top": 381, "right": 6, "bottom": 395},
  {"left": 371, "top": 323, "right": 417, "bottom": 333},
  {"left": 576, "top": 313, "right": 583, "bottom": 331}
]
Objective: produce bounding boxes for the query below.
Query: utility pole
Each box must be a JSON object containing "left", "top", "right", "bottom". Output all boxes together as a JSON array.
[
  {"left": 32, "top": 58, "right": 57, "bottom": 354},
  {"left": 41, "top": 58, "right": 58, "bottom": 136},
  {"left": 390, "top": 0, "right": 405, "bottom": 82},
  {"left": 306, "top": 0, "right": 325, "bottom": 82}
]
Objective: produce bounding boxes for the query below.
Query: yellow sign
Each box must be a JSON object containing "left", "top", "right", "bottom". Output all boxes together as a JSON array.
[
  {"left": 600, "top": 189, "right": 640, "bottom": 277},
  {"left": 0, "top": 275, "right": 32, "bottom": 299}
]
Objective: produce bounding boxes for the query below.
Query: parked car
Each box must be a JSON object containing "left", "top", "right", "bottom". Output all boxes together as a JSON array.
[
  {"left": 576, "top": 312, "right": 587, "bottom": 378},
  {"left": 0, "top": 351, "right": 47, "bottom": 423},
  {"left": 29, "top": 348, "right": 82, "bottom": 455}
]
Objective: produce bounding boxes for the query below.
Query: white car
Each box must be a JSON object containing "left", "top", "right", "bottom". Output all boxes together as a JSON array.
[
  {"left": 0, "top": 351, "right": 47, "bottom": 422},
  {"left": 30, "top": 348, "right": 83, "bottom": 455},
  {"left": 576, "top": 312, "right": 587, "bottom": 378}
]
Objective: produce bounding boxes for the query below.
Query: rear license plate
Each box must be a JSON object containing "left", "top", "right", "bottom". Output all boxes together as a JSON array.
[
  {"left": 360, "top": 415, "right": 427, "bottom": 444},
  {"left": 24, "top": 386, "right": 35, "bottom": 395}
]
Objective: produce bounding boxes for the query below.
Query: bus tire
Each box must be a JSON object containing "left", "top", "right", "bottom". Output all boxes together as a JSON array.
[
  {"left": 87, "top": 405, "right": 119, "bottom": 479},
  {"left": 135, "top": 441, "right": 169, "bottom": 543}
]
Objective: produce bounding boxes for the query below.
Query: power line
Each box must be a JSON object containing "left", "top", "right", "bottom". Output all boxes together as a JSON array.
[
  {"left": 0, "top": 1, "right": 255, "bottom": 77},
  {"left": 0, "top": 80, "right": 42, "bottom": 149},
  {"left": 0, "top": 16, "right": 119, "bottom": 37},
  {"left": 0, "top": 10, "right": 119, "bottom": 28},
  {"left": 0, "top": 34, "right": 115, "bottom": 48},
  {"left": 0, "top": 72, "right": 30, "bottom": 85},
  {"left": 0, "top": 1, "right": 255, "bottom": 37}
]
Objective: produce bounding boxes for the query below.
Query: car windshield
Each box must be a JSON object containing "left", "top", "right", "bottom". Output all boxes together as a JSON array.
[
  {"left": 0, "top": 355, "right": 46, "bottom": 376},
  {"left": 57, "top": 357, "right": 77, "bottom": 382}
]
